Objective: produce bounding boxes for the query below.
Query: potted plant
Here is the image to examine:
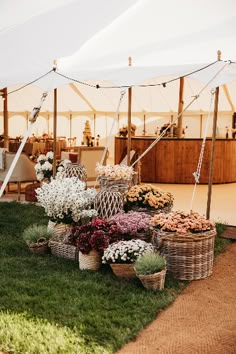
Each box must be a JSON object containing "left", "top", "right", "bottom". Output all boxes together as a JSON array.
[
  {"left": 150, "top": 210, "right": 216, "bottom": 280},
  {"left": 102, "top": 239, "right": 154, "bottom": 278},
  {"left": 36, "top": 177, "right": 98, "bottom": 237},
  {"left": 134, "top": 252, "right": 167, "bottom": 290},
  {"left": 109, "top": 211, "right": 152, "bottom": 241},
  {"left": 124, "top": 184, "right": 174, "bottom": 215},
  {"left": 68, "top": 217, "right": 121, "bottom": 271},
  {"left": 22, "top": 224, "right": 53, "bottom": 254}
]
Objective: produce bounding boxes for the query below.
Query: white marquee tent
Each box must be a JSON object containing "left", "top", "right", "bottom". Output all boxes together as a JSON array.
[{"left": 1, "top": 0, "right": 236, "bottom": 155}]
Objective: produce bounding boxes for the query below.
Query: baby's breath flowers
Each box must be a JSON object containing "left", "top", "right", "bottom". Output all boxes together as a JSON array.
[
  {"left": 102, "top": 239, "right": 154, "bottom": 264},
  {"left": 125, "top": 184, "right": 174, "bottom": 210},
  {"left": 150, "top": 210, "right": 215, "bottom": 235},
  {"left": 36, "top": 177, "right": 97, "bottom": 224}
]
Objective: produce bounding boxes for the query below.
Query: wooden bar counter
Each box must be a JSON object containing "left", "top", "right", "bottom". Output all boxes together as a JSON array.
[{"left": 115, "top": 136, "right": 236, "bottom": 184}]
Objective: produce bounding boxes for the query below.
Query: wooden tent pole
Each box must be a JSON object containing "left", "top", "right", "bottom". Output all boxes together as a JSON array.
[
  {"left": 127, "top": 56, "right": 132, "bottom": 166},
  {"left": 206, "top": 50, "right": 221, "bottom": 219},
  {"left": 53, "top": 88, "right": 57, "bottom": 177},
  {"left": 69, "top": 112, "right": 72, "bottom": 139},
  {"left": 177, "top": 77, "right": 184, "bottom": 138},
  {"left": 3, "top": 88, "right": 9, "bottom": 150}
]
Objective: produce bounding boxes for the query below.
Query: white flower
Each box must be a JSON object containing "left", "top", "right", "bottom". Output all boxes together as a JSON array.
[{"left": 46, "top": 151, "right": 54, "bottom": 160}]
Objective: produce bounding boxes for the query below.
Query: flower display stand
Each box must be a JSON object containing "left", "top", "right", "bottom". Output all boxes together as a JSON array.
[
  {"left": 79, "top": 250, "right": 102, "bottom": 271},
  {"left": 110, "top": 263, "right": 136, "bottom": 278},
  {"left": 152, "top": 229, "right": 216, "bottom": 280},
  {"left": 136, "top": 268, "right": 167, "bottom": 290}
]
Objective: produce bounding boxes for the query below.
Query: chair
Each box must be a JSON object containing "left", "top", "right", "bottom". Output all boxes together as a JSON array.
[
  {"left": 78, "top": 146, "right": 108, "bottom": 183},
  {"left": 0, "top": 152, "right": 37, "bottom": 200}
]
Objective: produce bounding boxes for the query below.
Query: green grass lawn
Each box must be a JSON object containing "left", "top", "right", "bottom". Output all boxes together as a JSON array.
[{"left": 0, "top": 202, "right": 231, "bottom": 354}]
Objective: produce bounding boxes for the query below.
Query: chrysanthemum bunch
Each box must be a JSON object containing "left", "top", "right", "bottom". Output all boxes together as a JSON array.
[
  {"left": 36, "top": 177, "right": 97, "bottom": 224},
  {"left": 125, "top": 184, "right": 174, "bottom": 210},
  {"left": 109, "top": 211, "right": 151, "bottom": 239},
  {"left": 34, "top": 151, "right": 71, "bottom": 181},
  {"left": 150, "top": 210, "right": 215, "bottom": 235},
  {"left": 102, "top": 239, "right": 154, "bottom": 264}
]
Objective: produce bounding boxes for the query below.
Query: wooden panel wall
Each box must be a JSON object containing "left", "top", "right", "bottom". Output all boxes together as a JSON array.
[{"left": 114, "top": 137, "right": 236, "bottom": 184}]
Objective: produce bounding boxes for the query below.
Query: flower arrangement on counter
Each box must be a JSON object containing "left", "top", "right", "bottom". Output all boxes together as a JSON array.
[
  {"left": 124, "top": 184, "right": 174, "bottom": 211},
  {"left": 118, "top": 123, "right": 136, "bottom": 137},
  {"left": 95, "top": 163, "right": 134, "bottom": 181},
  {"left": 102, "top": 239, "right": 154, "bottom": 264},
  {"left": 34, "top": 151, "right": 71, "bottom": 182},
  {"left": 150, "top": 210, "right": 215, "bottom": 235},
  {"left": 68, "top": 217, "right": 121, "bottom": 254},
  {"left": 109, "top": 211, "right": 151, "bottom": 240},
  {"left": 36, "top": 177, "right": 97, "bottom": 224}
]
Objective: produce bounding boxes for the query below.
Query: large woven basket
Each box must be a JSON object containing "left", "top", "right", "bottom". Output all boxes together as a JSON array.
[
  {"left": 152, "top": 229, "right": 216, "bottom": 280},
  {"left": 137, "top": 268, "right": 167, "bottom": 290},
  {"left": 49, "top": 238, "right": 78, "bottom": 261},
  {"left": 98, "top": 176, "right": 132, "bottom": 195},
  {"left": 110, "top": 263, "right": 136, "bottom": 278},
  {"left": 61, "top": 163, "right": 87, "bottom": 183},
  {"left": 79, "top": 250, "right": 102, "bottom": 271}
]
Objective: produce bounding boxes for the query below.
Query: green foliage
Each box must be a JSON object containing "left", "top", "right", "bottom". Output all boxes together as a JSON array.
[
  {"left": 135, "top": 252, "right": 166, "bottom": 275},
  {"left": 215, "top": 221, "right": 227, "bottom": 237},
  {"left": 22, "top": 224, "right": 53, "bottom": 244}
]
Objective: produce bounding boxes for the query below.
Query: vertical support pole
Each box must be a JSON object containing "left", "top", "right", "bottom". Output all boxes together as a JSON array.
[
  {"left": 200, "top": 113, "right": 203, "bottom": 138},
  {"left": 53, "top": 88, "right": 57, "bottom": 177},
  {"left": 3, "top": 87, "right": 9, "bottom": 150},
  {"left": 69, "top": 112, "right": 72, "bottom": 139},
  {"left": 143, "top": 114, "right": 146, "bottom": 135},
  {"left": 127, "top": 56, "right": 132, "bottom": 166},
  {"left": 93, "top": 113, "right": 96, "bottom": 139},
  {"left": 177, "top": 77, "right": 184, "bottom": 138},
  {"left": 206, "top": 50, "right": 221, "bottom": 219}
]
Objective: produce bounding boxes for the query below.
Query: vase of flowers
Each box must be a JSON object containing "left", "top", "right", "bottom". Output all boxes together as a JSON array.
[
  {"left": 118, "top": 123, "right": 136, "bottom": 137},
  {"left": 36, "top": 177, "right": 97, "bottom": 237},
  {"left": 95, "top": 163, "right": 134, "bottom": 194},
  {"left": 102, "top": 239, "right": 154, "bottom": 278},
  {"left": 109, "top": 211, "right": 152, "bottom": 242},
  {"left": 124, "top": 184, "right": 174, "bottom": 215},
  {"left": 68, "top": 217, "right": 121, "bottom": 271},
  {"left": 150, "top": 210, "right": 216, "bottom": 280}
]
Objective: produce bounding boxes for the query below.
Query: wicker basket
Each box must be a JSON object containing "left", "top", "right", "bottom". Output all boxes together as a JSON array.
[
  {"left": 130, "top": 205, "right": 172, "bottom": 216},
  {"left": 79, "top": 250, "right": 102, "bottom": 271},
  {"left": 110, "top": 263, "right": 136, "bottom": 278},
  {"left": 98, "top": 176, "right": 132, "bottom": 195},
  {"left": 137, "top": 268, "right": 167, "bottom": 290},
  {"left": 47, "top": 221, "right": 72, "bottom": 239},
  {"left": 49, "top": 238, "right": 78, "bottom": 261},
  {"left": 28, "top": 238, "right": 49, "bottom": 254},
  {"left": 152, "top": 229, "right": 216, "bottom": 280}
]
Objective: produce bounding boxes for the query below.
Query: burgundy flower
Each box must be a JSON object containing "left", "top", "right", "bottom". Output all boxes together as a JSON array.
[{"left": 90, "top": 230, "right": 110, "bottom": 252}]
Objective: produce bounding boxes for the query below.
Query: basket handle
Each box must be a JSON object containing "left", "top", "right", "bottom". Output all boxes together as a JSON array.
[{"left": 37, "top": 237, "right": 47, "bottom": 244}]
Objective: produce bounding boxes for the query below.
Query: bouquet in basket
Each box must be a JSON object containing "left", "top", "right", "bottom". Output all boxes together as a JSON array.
[
  {"left": 95, "top": 163, "right": 134, "bottom": 181},
  {"left": 124, "top": 184, "right": 174, "bottom": 211},
  {"left": 68, "top": 217, "right": 121, "bottom": 254},
  {"left": 36, "top": 177, "right": 97, "bottom": 225},
  {"left": 102, "top": 239, "right": 154, "bottom": 264},
  {"left": 150, "top": 210, "right": 215, "bottom": 235}
]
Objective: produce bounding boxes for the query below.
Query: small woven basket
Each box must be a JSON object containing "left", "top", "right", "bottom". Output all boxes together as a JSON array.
[
  {"left": 79, "top": 250, "right": 102, "bottom": 271},
  {"left": 49, "top": 238, "right": 78, "bottom": 261},
  {"left": 137, "top": 268, "right": 167, "bottom": 291},
  {"left": 110, "top": 263, "right": 136, "bottom": 278},
  {"left": 47, "top": 221, "right": 73, "bottom": 238},
  {"left": 94, "top": 188, "right": 123, "bottom": 219},
  {"left": 28, "top": 238, "right": 49, "bottom": 255},
  {"left": 152, "top": 229, "right": 216, "bottom": 280}
]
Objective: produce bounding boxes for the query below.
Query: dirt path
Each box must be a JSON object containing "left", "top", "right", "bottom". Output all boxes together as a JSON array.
[{"left": 117, "top": 242, "right": 236, "bottom": 354}]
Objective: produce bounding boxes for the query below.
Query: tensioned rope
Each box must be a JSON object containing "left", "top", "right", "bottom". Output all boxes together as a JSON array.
[
  {"left": 131, "top": 61, "right": 229, "bottom": 168},
  {"left": 189, "top": 90, "right": 215, "bottom": 212}
]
